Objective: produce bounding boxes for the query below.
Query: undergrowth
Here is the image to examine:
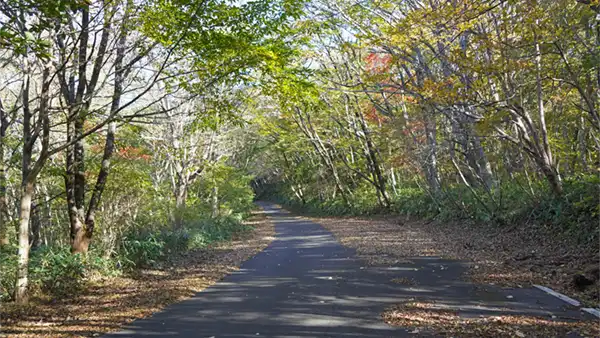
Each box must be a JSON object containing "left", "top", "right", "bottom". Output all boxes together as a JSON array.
[
  {"left": 0, "top": 212, "right": 252, "bottom": 302},
  {"left": 263, "top": 174, "right": 599, "bottom": 245}
]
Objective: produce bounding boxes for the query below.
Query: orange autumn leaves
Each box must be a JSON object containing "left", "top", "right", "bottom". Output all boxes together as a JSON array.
[{"left": 89, "top": 143, "right": 151, "bottom": 162}]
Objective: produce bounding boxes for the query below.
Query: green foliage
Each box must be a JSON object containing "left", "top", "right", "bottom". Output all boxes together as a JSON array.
[
  {"left": 1, "top": 210, "right": 252, "bottom": 300},
  {"left": 392, "top": 188, "right": 438, "bottom": 218},
  {"left": 117, "top": 211, "right": 251, "bottom": 269},
  {"left": 140, "top": 0, "right": 305, "bottom": 91},
  {"left": 118, "top": 233, "right": 166, "bottom": 270},
  {"left": 186, "top": 216, "right": 251, "bottom": 249},
  {"left": 265, "top": 174, "right": 599, "bottom": 244},
  {"left": 0, "top": 245, "right": 18, "bottom": 302},
  {"left": 0, "top": 0, "right": 81, "bottom": 58},
  {"left": 196, "top": 163, "right": 256, "bottom": 217},
  {"left": 0, "top": 246, "right": 121, "bottom": 301},
  {"left": 28, "top": 247, "right": 87, "bottom": 298}
]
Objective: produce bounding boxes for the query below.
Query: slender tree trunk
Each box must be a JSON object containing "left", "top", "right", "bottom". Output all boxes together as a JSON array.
[
  {"left": 15, "top": 181, "right": 34, "bottom": 304},
  {"left": 534, "top": 20, "right": 562, "bottom": 195},
  {"left": 293, "top": 107, "right": 349, "bottom": 204},
  {"left": 174, "top": 178, "right": 187, "bottom": 228},
  {"left": 578, "top": 116, "right": 589, "bottom": 172},
  {"left": 424, "top": 110, "right": 441, "bottom": 194},
  {"left": 354, "top": 103, "right": 390, "bottom": 207},
  {"left": 472, "top": 134, "right": 494, "bottom": 190},
  {"left": 69, "top": 1, "right": 129, "bottom": 252},
  {"left": 14, "top": 62, "right": 51, "bottom": 303},
  {"left": 0, "top": 180, "right": 8, "bottom": 246},
  {"left": 0, "top": 101, "right": 8, "bottom": 246},
  {"left": 211, "top": 182, "right": 219, "bottom": 218}
]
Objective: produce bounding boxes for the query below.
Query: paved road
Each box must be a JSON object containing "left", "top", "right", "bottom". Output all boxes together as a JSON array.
[{"left": 105, "top": 203, "right": 592, "bottom": 337}]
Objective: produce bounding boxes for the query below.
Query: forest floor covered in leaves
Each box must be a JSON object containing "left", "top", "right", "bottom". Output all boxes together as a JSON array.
[
  {"left": 0, "top": 211, "right": 275, "bottom": 338},
  {"left": 312, "top": 215, "right": 599, "bottom": 336}
]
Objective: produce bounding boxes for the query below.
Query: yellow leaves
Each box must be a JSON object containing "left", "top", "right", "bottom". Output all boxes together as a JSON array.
[{"left": 418, "top": 77, "right": 463, "bottom": 104}]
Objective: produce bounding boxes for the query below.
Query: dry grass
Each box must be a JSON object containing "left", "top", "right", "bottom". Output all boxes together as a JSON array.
[{"left": 0, "top": 210, "right": 274, "bottom": 338}]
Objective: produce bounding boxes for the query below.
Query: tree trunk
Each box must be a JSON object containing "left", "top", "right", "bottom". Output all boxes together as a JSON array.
[
  {"left": 15, "top": 61, "right": 51, "bottom": 303},
  {"left": 0, "top": 119, "right": 8, "bottom": 246},
  {"left": 293, "top": 107, "right": 349, "bottom": 204},
  {"left": 578, "top": 116, "right": 589, "bottom": 172},
  {"left": 354, "top": 103, "right": 390, "bottom": 207},
  {"left": 472, "top": 134, "right": 494, "bottom": 190},
  {"left": 0, "top": 97, "right": 10, "bottom": 246},
  {"left": 71, "top": 216, "right": 91, "bottom": 254},
  {"left": 30, "top": 199, "right": 41, "bottom": 250},
  {"left": 66, "top": 116, "right": 89, "bottom": 253},
  {"left": 15, "top": 181, "right": 34, "bottom": 304},
  {"left": 424, "top": 110, "right": 441, "bottom": 194},
  {"left": 211, "top": 182, "right": 219, "bottom": 218},
  {"left": 534, "top": 19, "right": 562, "bottom": 195},
  {"left": 538, "top": 160, "right": 564, "bottom": 196},
  {"left": 174, "top": 180, "right": 187, "bottom": 228},
  {"left": 66, "top": 2, "right": 128, "bottom": 252}
]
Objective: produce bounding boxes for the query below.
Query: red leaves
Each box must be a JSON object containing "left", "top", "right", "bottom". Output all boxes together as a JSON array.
[
  {"left": 116, "top": 146, "right": 151, "bottom": 162},
  {"left": 365, "top": 53, "right": 392, "bottom": 74},
  {"left": 364, "top": 106, "right": 388, "bottom": 124}
]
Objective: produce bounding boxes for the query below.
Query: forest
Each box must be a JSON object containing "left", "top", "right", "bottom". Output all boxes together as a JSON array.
[{"left": 0, "top": 0, "right": 599, "bottom": 336}]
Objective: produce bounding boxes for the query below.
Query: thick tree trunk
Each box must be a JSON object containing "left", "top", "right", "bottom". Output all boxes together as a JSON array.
[
  {"left": 538, "top": 160, "right": 564, "bottom": 196},
  {"left": 69, "top": 118, "right": 87, "bottom": 253},
  {"left": 71, "top": 216, "right": 91, "bottom": 254}
]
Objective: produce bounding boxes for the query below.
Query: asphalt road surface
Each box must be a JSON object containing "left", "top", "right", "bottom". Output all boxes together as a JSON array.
[{"left": 105, "top": 202, "right": 593, "bottom": 337}]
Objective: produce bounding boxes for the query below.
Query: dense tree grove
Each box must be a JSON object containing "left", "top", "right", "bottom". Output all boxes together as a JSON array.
[{"left": 0, "top": 0, "right": 598, "bottom": 309}]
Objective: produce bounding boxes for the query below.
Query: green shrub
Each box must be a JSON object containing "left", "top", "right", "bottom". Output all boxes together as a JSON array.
[
  {"left": 1, "top": 245, "right": 122, "bottom": 301},
  {"left": 186, "top": 216, "right": 249, "bottom": 250},
  {"left": 85, "top": 251, "right": 121, "bottom": 277},
  {"left": 118, "top": 233, "right": 165, "bottom": 269},
  {"left": 29, "top": 247, "right": 86, "bottom": 298},
  {"left": 160, "top": 230, "right": 190, "bottom": 254},
  {"left": 0, "top": 245, "right": 17, "bottom": 301},
  {"left": 116, "top": 213, "right": 249, "bottom": 268}
]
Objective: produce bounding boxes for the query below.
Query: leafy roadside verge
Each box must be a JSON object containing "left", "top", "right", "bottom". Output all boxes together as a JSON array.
[
  {"left": 0, "top": 210, "right": 274, "bottom": 338},
  {"left": 310, "top": 215, "right": 599, "bottom": 336},
  {"left": 382, "top": 301, "right": 598, "bottom": 337}
]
